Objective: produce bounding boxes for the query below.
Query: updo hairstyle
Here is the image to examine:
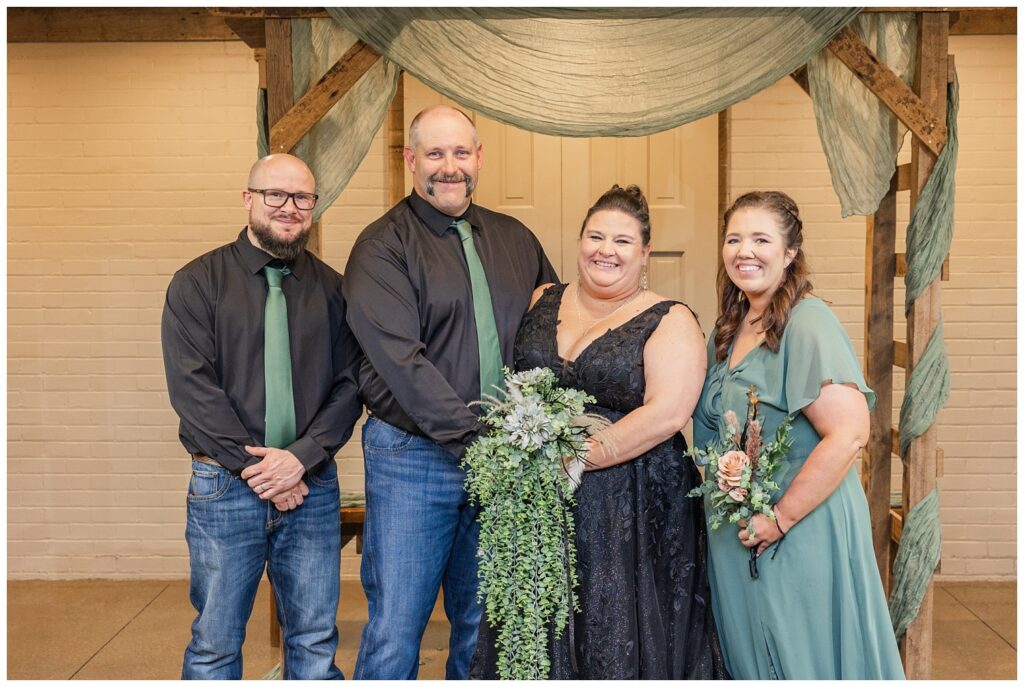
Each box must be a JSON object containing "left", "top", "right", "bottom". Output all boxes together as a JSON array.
[{"left": 579, "top": 184, "right": 651, "bottom": 246}]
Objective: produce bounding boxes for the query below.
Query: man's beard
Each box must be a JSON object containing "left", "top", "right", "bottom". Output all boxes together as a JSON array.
[
  {"left": 249, "top": 216, "right": 310, "bottom": 263},
  {"left": 426, "top": 172, "right": 475, "bottom": 201}
]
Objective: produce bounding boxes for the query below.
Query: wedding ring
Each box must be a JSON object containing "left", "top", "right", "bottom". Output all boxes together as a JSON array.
[{"left": 257, "top": 484, "right": 264, "bottom": 493}]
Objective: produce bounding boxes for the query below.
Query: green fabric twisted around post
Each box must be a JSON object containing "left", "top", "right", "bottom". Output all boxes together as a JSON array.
[
  {"left": 889, "top": 70, "right": 958, "bottom": 641},
  {"left": 889, "top": 487, "right": 942, "bottom": 640},
  {"left": 898, "top": 323, "right": 951, "bottom": 459},
  {"left": 905, "top": 72, "right": 959, "bottom": 312}
]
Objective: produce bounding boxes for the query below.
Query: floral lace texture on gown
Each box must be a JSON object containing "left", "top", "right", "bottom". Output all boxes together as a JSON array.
[{"left": 470, "top": 283, "right": 729, "bottom": 679}]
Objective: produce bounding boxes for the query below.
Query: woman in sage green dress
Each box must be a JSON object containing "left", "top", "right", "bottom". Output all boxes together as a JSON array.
[{"left": 693, "top": 191, "right": 904, "bottom": 679}]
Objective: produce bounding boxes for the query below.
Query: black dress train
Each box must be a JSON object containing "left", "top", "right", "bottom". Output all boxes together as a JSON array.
[{"left": 471, "top": 284, "right": 729, "bottom": 679}]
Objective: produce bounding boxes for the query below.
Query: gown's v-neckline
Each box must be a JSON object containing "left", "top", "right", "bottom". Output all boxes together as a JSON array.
[
  {"left": 727, "top": 338, "right": 763, "bottom": 372},
  {"left": 552, "top": 285, "right": 670, "bottom": 366}
]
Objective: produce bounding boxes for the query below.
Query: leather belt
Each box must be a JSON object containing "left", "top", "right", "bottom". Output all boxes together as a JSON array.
[{"left": 192, "top": 453, "right": 223, "bottom": 468}]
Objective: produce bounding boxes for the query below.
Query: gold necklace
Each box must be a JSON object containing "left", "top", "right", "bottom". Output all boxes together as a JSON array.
[{"left": 574, "top": 281, "right": 642, "bottom": 337}]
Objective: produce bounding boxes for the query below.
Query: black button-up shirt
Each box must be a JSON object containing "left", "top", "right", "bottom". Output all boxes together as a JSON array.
[
  {"left": 161, "top": 229, "right": 363, "bottom": 474},
  {"left": 344, "top": 192, "right": 558, "bottom": 459}
]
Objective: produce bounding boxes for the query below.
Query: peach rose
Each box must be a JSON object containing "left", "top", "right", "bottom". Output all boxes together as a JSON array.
[
  {"left": 728, "top": 487, "right": 749, "bottom": 502},
  {"left": 716, "top": 450, "right": 750, "bottom": 492}
]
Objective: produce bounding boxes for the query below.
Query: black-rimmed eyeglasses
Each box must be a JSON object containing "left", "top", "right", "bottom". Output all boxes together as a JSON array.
[{"left": 248, "top": 188, "right": 319, "bottom": 210}]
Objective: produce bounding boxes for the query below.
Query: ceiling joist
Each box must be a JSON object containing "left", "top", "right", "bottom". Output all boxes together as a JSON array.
[{"left": 7, "top": 8, "right": 1015, "bottom": 43}]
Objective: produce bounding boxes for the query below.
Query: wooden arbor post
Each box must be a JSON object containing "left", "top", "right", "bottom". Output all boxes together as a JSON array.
[
  {"left": 827, "top": 13, "right": 952, "bottom": 679},
  {"left": 898, "top": 13, "right": 950, "bottom": 677}
]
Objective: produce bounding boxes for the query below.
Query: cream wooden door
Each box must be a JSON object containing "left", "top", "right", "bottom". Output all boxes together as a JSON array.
[{"left": 403, "top": 76, "right": 718, "bottom": 334}]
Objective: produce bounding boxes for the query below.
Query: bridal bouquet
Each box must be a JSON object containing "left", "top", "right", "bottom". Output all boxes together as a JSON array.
[
  {"left": 462, "top": 367, "right": 608, "bottom": 679},
  {"left": 688, "top": 386, "right": 792, "bottom": 577}
]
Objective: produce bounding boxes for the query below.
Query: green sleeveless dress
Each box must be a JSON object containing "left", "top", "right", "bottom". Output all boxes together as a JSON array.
[{"left": 693, "top": 298, "right": 904, "bottom": 679}]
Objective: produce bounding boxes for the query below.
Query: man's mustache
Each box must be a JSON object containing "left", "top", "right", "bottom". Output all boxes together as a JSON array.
[{"left": 430, "top": 173, "right": 468, "bottom": 183}]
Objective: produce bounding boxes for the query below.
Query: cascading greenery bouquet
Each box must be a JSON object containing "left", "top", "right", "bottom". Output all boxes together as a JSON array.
[
  {"left": 688, "top": 385, "right": 793, "bottom": 578},
  {"left": 462, "top": 367, "right": 608, "bottom": 679}
]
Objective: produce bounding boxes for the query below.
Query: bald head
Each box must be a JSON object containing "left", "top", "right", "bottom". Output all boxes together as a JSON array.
[
  {"left": 247, "top": 153, "right": 316, "bottom": 191},
  {"left": 408, "top": 105, "right": 479, "bottom": 151}
]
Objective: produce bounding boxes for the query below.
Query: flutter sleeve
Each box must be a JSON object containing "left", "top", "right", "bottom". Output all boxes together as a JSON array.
[{"left": 781, "top": 299, "right": 876, "bottom": 414}]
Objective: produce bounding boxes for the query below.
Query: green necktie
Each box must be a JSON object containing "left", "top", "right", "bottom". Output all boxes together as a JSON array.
[
  {"left": 263, "top": 265, "right": 296, "bottom": 448},
  {"left": 453, "top": 220, "right": 505, "bottom": 397}
]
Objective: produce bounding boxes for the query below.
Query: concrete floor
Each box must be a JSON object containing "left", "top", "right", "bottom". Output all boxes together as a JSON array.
[{"left": 7, "top": 578, "right": 1016, "bottom": 680}]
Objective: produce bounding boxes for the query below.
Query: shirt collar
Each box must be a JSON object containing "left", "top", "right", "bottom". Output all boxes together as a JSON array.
[
  {"left": 234, "top": 227, "right": 308, "bottom": 280},
  {"left": 408, "top": 191, "right": 480, "bottom": 237}
]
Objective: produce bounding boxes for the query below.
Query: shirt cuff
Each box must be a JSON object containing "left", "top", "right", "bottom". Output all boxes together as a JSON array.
[
  {"left": 286, "top": 435, "right": 328, "bottom": 474},
  {"left": 444, "top": 420, "right": 487, "bottom": 461}
]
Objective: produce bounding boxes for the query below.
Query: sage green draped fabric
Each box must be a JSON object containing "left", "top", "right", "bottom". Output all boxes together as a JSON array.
[
  {"left": 256, "top": 19, "right": 400, "bottom": 221},
  {"left": 905, "top": 72, "right": 959, "bottom": 312},
  {"left": 889, "top": 487, "right": 942, "bottom": 640},
  {"left": 807, "top": 13, "right": 918, "bottom": 217},
  {"left": 887, "top": 72, "right": 958, "bottom": 639},
  {"left": 898, "top": 323, "right": 951, "bottom": 459},
  {"left": 327, "top": 8, "right": 859, "bottom": 138}
]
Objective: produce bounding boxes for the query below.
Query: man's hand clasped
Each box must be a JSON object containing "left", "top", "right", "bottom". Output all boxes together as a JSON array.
[{"left": 241, "top": 446, "right": 307, "bottom": 511}]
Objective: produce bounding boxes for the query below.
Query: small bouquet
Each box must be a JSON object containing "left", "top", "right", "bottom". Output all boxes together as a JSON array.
[
  {"left": 462, "top": 367, "right": 608, "bottom": 679},
  {"left": 688, "top": 385, "right": 792, "bottom": 578}
]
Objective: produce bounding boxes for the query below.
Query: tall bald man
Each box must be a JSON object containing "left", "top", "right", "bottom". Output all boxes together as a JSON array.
[
  {"left": 344, "top": 106, "right": 557, "bottom": 678},
  {"left": 162, "top": 154, "right": 362, "bottom": 679}
]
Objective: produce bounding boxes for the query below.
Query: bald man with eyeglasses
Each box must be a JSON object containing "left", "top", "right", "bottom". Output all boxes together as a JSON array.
[{"left": 162, "top": 153, "right": 363, "bottom": 679}]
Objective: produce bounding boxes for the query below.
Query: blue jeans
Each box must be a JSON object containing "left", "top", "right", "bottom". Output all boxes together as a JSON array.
[
  {"left": 182, "top": 459, "right": 343, "bottom": 680},
  {"left": 354, "top": 418, "right": 482, "bottom": 679}
]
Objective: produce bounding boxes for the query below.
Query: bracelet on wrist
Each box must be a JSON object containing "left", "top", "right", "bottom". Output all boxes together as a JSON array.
[{"left": 772, "top": 505, "right": 789, "bottom": 536}]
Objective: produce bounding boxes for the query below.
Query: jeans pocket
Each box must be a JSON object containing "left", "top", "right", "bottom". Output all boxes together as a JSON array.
[
  {"left": 187, "top": 463, "right": 231, "bottom": 502},
  {"left": 362, "top": 417, "right": 415, "bottom": 453},
  {"left": 307, "top": 459, "right": 338, "bottom": 488}
]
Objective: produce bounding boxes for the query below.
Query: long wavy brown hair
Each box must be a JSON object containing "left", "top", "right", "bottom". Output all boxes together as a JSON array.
[{"left": 714, "top": 191, "right": 813, "bottom": 362}]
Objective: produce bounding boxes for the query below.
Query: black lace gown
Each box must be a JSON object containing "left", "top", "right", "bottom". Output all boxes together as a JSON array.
[{"left": 471, "top": 284, "right": 729, "bottom": 679}]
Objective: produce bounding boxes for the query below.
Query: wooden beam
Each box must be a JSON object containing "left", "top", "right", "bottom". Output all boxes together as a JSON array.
[
  {"left": 790, "top": 66, "right": 811, "bottom": 96},
  {"left": 949, "top": 8, "right": 1016, "bottom": 35},
  {"left": 265, "top": 19, "right": 294, "bottom": 129},
  {"left": 828, "top": 25, "right": 947, "bottom": 156},
  {"left": 896, "top": 253, "right": 949, "bottom": 281},
  {"left": 385, "top": 73, "right": 408, "bottom": 205},
  {"left": 224, "top": 18, "right": 267, "bottom": 49},
  {"left": 7, "top": 8, "right": 237, "bottom": 42},
  {"left": 892, "top": 427, "right": 900, "bottom": 457},
  {"left": 890, "top": 508, "right": 904, "bottom": 544},
  {"left": 900, "top": 11, "right": 949, "bottom": 679},
  {"left": 717, "top": 109, "right": 731, "bottom": 298},
  {"left": 893, "top": 339, "right": 908, "bottom": 369},
  {"left": 269, "top": 41, "right": 381, "bottom": 154},
  {"left": 863, "top": 172, "right": 897, "bottom": 594},
  {"left": 897, "top": 163, "right": 912, "bottom": 191},
  {"left": 208, "top": 8, "right": 332, "bottom": 19}
]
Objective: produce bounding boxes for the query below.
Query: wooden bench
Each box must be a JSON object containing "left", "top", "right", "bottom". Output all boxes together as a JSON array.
[{"left": 269, "top": 492, "right": 365, "bottom": 647}]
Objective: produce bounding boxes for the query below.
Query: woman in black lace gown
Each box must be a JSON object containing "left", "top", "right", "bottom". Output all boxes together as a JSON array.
[{"left": 471, "top": 185, "right": 728, "bottom": 679}]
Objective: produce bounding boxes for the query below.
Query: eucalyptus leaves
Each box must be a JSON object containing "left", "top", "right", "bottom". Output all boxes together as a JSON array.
[{"left": 462, "top": 367, "right": 605, "bottom": 679}]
